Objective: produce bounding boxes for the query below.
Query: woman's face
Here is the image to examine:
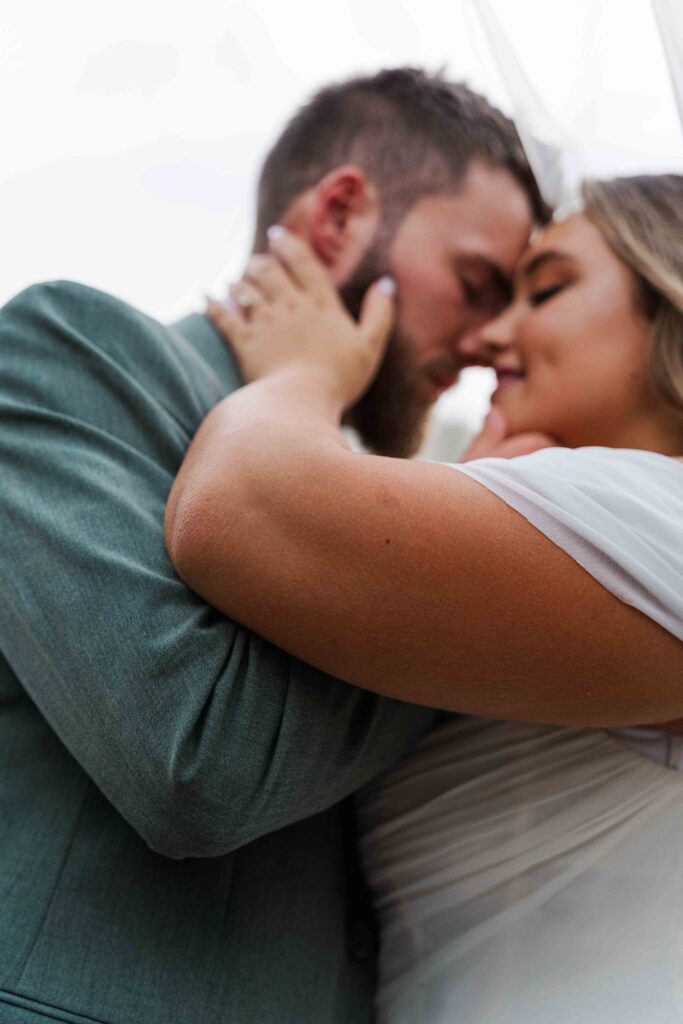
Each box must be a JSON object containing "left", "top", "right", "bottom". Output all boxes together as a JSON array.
[{"left": 479, "top": 212, "right": 658, "bottom": 448}]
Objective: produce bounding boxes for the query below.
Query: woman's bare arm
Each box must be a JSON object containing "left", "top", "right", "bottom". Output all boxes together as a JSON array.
[{"left": 166, "top": 370, "right": 682, "bottom": 728}]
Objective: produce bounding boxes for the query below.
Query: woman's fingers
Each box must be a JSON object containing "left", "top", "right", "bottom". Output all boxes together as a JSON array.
[
  {"left": 461, "top": 407, "right": 508, "bottom": 461},
  {"left": 228, "top": 281, "right": 268, "bottom": 319},
  {"left": 243, "top": 254, "right": 295, "bottom": 302},
  {"left": 205, "top": 297, "right": 247, "bottom": 342},
  {"left": 266, "top": 226, "right": 331, "bottom": 296},
  {"left": 357, "top": 276, "right": 396, "bottom": 374},
  {"left": 461, "top": 407, "right": 557, "bottom": 462},
  {"left": 496, "top": 433, "right": 557, "bottom": 458}
]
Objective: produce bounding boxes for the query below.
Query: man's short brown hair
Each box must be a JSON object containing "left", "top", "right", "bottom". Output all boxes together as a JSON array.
[{"left": 254, "top": 66, "right": 549, "bottom": 248}]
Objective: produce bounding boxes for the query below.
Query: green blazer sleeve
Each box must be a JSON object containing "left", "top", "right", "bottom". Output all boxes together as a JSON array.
[{"left": 0, "top": 280, "right": 436, "bottom": 858}]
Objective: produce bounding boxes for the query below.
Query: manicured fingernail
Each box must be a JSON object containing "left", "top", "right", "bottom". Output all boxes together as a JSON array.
[
  {"left": 208, "top": 291, "right": 235, "bottom": 312},
  {"left": 267, "top": 225, "right": 286, "bottom": 243},
  {"left": 377, "top": 275, "right": 396, "bottom": 296}
]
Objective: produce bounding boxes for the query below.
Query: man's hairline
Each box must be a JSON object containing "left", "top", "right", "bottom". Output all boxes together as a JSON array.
[{"left": 254, "top": 152, "right": 536, "bottom": 258}]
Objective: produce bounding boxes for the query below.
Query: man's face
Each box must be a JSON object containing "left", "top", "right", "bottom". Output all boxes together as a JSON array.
[{"left": 343, "top": 161, "right": 534, "bottom": 457}]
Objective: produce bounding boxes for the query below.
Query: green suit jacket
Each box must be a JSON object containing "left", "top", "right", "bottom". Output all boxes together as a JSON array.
[{"left": 0, "top": 281, "right": 435, "bottom": 1024}]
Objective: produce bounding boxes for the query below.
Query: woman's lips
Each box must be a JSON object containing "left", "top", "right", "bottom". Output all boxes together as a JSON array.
[{"left": 493, "top": 369, "right": 525, "bottom": 398}]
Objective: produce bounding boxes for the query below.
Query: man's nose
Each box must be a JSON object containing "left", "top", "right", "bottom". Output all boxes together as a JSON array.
[
  {"left": 456, "top": 311, "right": 516, "bottom": 366},
  {"left": 453, "top": 327, "right": 489, "bottom": 366}
]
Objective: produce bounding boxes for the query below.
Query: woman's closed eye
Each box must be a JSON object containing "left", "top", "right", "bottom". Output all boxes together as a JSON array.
[{"left": 528, "top": 282, "right": 567, "bottom": 308}]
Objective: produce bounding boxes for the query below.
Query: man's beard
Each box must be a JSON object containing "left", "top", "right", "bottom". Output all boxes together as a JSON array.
[{"left": 339, "top": 243, "right": 433, "bottom": 459}]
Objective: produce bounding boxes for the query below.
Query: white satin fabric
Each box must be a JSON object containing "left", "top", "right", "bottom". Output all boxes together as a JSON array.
[
  {"left": 358, "top": 448, "right": 683, "bottom": 1022},
  {"left": 455, "top": 447, "right": 683, "bottom": 642}
]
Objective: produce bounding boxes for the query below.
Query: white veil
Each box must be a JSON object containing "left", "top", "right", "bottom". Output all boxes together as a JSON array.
[
  {"left": 469, "top": 0, "right": 683, "bottom": 208},
  {"left": 652, "top": 0, "right": 683, "bottom": 127}
]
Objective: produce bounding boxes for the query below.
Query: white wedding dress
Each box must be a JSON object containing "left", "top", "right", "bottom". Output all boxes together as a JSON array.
[{"left": 357, "top": 447, "right": 683, "bottom": 1023}]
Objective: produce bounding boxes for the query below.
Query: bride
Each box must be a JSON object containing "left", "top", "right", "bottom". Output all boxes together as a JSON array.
[{"left": 166, "top": 174, "right": 683, "bottom": 1021}]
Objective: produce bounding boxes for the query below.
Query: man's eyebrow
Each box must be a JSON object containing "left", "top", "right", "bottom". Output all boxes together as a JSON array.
[{"left": 519, "top": 250, "right": 575, "bottom": 281}]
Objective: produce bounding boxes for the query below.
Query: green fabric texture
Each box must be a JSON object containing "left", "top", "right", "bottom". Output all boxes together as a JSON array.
[{"left": 0, "top": 281, "right": 435, "bottom": 1023}]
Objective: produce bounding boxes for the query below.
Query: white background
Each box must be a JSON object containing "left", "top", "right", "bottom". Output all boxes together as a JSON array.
[{"left": 3, "top": 0, "right": 682, "bottom": 451}]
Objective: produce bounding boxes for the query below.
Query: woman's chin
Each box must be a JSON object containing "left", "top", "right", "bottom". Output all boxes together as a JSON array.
[
  {"left": 491, "top": 387, "right": 523, "bottom": 420},
  {"left": 492, "top": 391, "right": 546, "bottom": 438}
]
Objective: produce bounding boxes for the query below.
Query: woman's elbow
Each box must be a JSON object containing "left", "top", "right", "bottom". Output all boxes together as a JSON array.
[
  {"left": 164, "top": 482, "right": 252, "bottom": 621},
  {"left": 164, "top": 483, "right": 213, "bottom": 590}
]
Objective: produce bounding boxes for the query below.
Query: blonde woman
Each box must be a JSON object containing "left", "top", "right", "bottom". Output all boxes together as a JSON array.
[{"left": 167, "top": 175, "right": 683, "bottom": 1022}]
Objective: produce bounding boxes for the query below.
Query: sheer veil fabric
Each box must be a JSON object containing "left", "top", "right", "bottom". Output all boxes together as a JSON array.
[
  {"left": 358, "top": 718, "right": 683, "bottom": 1023},
  {"left": 469, "top": 0, "right": 683, "bottom": 206}
]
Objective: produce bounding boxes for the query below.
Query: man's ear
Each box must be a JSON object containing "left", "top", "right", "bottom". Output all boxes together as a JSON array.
[{"left": 306, "top": 166, "right": 380, "bottom": 283}]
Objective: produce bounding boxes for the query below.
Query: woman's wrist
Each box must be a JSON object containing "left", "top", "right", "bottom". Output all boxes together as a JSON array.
[{"left": 251, "top": 364, "right": 348, "bottom": 424}]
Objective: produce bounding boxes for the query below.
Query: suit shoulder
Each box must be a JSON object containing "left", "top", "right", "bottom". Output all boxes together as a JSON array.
[
  {"left": 3, "top": 279, "right": 149, "bottom": 332},
  {"left": 0, "top": 279, "right": 182, "bottom": 372},
  {"left": 0, "top": 281, "right": 222, "bottom": 434}
]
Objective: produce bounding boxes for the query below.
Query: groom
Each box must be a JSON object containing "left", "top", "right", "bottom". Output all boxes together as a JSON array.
[{"left": 0, "top": 69, "right": 546, "bottom": 1023}]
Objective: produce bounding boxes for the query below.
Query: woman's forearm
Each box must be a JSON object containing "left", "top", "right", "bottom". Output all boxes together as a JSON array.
[{"left": 165, "top": 371, "right": 683, "bottom": 726}]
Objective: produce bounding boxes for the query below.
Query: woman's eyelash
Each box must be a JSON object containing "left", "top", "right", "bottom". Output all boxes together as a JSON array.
[{"left": 528, "top": 284, "right": 565, "bottom": 307}]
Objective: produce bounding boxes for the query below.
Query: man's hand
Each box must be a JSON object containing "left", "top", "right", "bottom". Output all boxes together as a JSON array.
[{"left": 460, "top": 407, "right": 556, "bottom": 462}]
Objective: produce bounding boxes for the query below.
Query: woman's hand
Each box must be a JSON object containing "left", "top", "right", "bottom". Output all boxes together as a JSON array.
[
  {"left": 207, "top": 227, "right": 396, "bottom": 412},
  {"left": 461, "top": 407, "right": 557, "bottom": 461}
]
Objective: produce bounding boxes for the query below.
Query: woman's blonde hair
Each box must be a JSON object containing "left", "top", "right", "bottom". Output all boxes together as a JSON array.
[{"left": 582, "top": 175, "right": 683, "bottom": 417}]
